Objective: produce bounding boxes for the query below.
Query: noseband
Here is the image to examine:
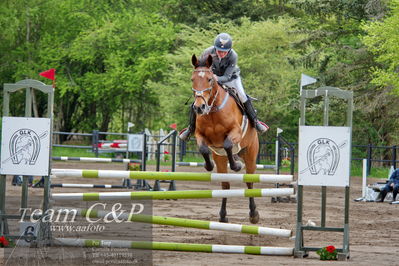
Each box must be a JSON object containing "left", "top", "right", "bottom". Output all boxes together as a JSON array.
[{"left": 192, "top": 69, "right": 219, "bottom": 115}]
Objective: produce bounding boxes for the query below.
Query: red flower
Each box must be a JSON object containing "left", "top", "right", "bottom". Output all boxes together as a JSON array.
[
  {"left": 0, "top": 236, "right": 9, "bottom": 247},
  {"left": 326, "top": 245, "right": 336, "bottom": 253}
]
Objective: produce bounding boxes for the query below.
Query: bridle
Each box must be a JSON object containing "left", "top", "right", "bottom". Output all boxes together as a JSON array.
[{"left": 191, "top": 69, "right": 220, "bottom": 115}]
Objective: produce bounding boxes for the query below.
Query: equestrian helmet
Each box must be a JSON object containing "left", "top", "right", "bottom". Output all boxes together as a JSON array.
[{"left": 214, "top": 33, "right": 232, "bottom": 52}]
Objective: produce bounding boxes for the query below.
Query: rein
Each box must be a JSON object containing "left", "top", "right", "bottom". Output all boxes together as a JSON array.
[{"left": 192, "top": 69, "right": 228, "bottom": 114}]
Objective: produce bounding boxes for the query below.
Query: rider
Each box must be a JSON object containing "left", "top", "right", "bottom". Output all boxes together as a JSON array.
[{"left": 179, "top": 32, "right": 268, "bottom": 141}]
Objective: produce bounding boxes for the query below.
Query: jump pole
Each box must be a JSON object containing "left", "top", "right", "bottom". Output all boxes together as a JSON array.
[
  {"left": 176, "top": 162, "right": 276, "bottom": 170},
  {"left": 51, "top": 184, "right": 126, "bottom": 189},
  {"left": 51, "top": 169, "right": 293, "bottom": 183},
  {"left": 58, "top": 208, "right": 291, "bottom": 237},
  {"left": 52, "top": 188, "right": 294, "bottom": 201},
  {"left": 52, "top": 156, "right": 141, "bottom": 164},
  {"left": 55, "top": 238, "right": 294, "bottom": 256}
]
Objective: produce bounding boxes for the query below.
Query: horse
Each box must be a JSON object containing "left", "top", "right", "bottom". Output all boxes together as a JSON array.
[{"left": 190, "top": 54, "right": 260, "bottom": 224}]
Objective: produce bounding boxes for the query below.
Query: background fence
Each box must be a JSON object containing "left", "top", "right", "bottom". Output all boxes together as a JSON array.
[{"left": 53, "top": 130, "right": 399, "bottom": 174}]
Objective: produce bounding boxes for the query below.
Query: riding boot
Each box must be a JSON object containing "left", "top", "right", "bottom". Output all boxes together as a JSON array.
[
  {"left": 393, "top": 189, "right": 398, "bottom": 202},
  {"left": 179, "top": 105, "right": 196, "bottom": 141},
  {"left": 243, "top": 100, "right": 269, "bottom": 134},
  {"left": 378, "top": 190, "right": 387, "bottom": 202}
]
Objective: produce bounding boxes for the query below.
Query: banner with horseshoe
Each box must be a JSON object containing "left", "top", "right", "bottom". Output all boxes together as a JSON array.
[
  {"left": 1, "top": 117, "right": 51, "bottom": 176},
  {"left": 298, "top": 126, "right": 351, "bottom": 187}
]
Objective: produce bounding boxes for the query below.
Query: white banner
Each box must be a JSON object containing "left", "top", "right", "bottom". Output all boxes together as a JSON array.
[
  {"left": 17, "top": 222, "right": 38, "bottom": 247},
  {"left": 1, "top": 117, "right": 51, "bottom": 176},
  {"left": 298, "top": 126, "right": 351, "bottom": 187},
  {"left": 128, "top": 134, "right": 144, "bottom": 152}
]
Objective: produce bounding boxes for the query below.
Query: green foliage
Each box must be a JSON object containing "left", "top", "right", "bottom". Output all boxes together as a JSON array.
[
  {"left": 316, "top": 245, "right": 337, "bottom": 260},
  {"left": 362, "top": 0, "right": 399, "bottom": 93},
  {"left": 234, "top": 18, "right": 309, "bottom": 140},
  {"left": 162, "top": 0, "right": 298, "bottom": 26},
  {"left": 149, "top": 18, "right": 310, "bottom": 140},
  {"left": 359, "top": 0, "right": 399, "bottom": 146},
  {"left": 0, "top": 0, "right": 176, "bottom": 134}
]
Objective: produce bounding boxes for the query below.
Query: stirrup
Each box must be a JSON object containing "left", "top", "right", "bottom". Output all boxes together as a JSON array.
[
  {"left": 255, "top": 121, "right": 269, "bottom": 134},
  {"left": 179, "top": 128, "right": 192, "bottom": 141}
]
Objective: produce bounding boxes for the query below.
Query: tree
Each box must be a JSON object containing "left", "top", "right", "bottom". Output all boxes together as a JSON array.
[
  {"left": 150, "top": 18, "right": 311, "bottom": 141},
  {"left": 0, "top": 0, "right": 177, "bottom": 137},
  {"left": 362, "top": 0, "right": 399, "bottom": 94},
  {"left": 360, "top": 0, "right": 399, "bottom": 146}
]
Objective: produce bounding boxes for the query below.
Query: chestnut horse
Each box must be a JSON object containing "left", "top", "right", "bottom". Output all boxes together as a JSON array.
[{"left": 191, "top": 54, "right": 259, "bottom": 224}]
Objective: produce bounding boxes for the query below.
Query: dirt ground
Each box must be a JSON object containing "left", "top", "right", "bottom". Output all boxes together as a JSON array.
[{"left": 2, "top": 161, "right": 398, "bottom": 265}]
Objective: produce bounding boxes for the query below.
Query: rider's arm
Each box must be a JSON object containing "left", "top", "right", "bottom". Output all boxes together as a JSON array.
[{"left": 217, "top": 50, "right": 238, "bottom": 83}]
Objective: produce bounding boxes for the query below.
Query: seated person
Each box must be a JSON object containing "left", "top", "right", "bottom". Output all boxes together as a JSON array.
[{"left": 378, "top": 168, "right": 399, "bottom": 202}]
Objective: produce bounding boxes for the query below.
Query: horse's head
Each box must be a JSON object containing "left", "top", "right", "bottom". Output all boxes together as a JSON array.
[{"left": 191, "top": 54, "right": 217, "bottom": 115}]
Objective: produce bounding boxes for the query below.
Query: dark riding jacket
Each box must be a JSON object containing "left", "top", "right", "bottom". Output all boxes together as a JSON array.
[
  {"left": 201, "top": 46, "right": 240, "bottom": 84},
  {"left": 388, "top": 169, "right": 399, "bottom": 186},
  {"left": 382, "top": 168, "right": 399, "bottom": 193}
]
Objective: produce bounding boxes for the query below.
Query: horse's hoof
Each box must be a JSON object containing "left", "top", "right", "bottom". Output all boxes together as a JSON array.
[
  {"left": 249, "top": 210, "right": 259, "bottom": 224},
  {"left": 204, "top": 162, "right": 214, "bottom": 171},
  {"left": 230, "top": 161, "right": 242, "bottom": 172},
  {"left": 219, "top": 217, "right": 229, "bottom": 223}
]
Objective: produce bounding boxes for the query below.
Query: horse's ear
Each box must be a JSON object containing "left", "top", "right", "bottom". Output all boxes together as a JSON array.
[
  {"left": 192, "top": 54, "right": 199, "bottom": 68},
  {"left": 206, "top": 54, "right": 212, "bottom": 68}
]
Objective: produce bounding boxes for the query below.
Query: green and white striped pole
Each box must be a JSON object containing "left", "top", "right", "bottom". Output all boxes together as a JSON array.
[
  {"left": 62, "top": 208, "right": 291, "bottom": 237},
  {"left": 55, "top": 238, "right": 294, "bottom": 256},
  {"left": 51, "top": 169, "right": 293, "bottom": 183},
  {"left": 176, "top": 162, "right": 276, "bottom": 170},
  {"left": 52, "top": 156, "right": 141, "bottom": 164},
  {"left": 52, "top": 188, "right": 294, "bottom": 201}
]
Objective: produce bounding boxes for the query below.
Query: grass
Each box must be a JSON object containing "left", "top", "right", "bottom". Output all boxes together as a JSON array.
[
  {"left": 350, "top": 161, "right": 391, "bottom": 179},
  {"left": 52, "top": 147, "right": 97, "bottom": 157},
  {"left": 52, "top": 147, "right": 140, "bottom": 159}
]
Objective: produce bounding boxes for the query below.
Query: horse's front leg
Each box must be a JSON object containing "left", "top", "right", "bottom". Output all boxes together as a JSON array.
[
  {"left": 220, "top": 182, "right": 230, "bottom": 223},
  {"left": 213, "top": 154, "right": 229, "bottom": 223},
  {"left": 196, "top": 135, "right": 214, "bottom": 171},
  {"left": 224, "top": 129, "right": 242, "bottom": 172},
  {"left": 247, "top": 182, "right": 259, "bottom": 224}
]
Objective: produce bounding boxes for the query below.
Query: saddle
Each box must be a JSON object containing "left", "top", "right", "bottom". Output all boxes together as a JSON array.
[{"left": 220, "top": 84, "right": 245, "bottom": 113}]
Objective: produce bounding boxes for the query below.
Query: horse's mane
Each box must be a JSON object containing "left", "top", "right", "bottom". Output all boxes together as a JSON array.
[{"left": 197, "top": 54, "right": 212, "bottom": 68}]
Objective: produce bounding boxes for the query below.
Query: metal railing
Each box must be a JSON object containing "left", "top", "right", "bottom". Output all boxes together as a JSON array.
[{"left": 53, "top": 131, "right": 399, "bottom": 175}]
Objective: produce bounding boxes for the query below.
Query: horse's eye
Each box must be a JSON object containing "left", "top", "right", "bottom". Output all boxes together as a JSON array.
[{"left": 208, "top": 78, "right": 212, "bottom": 83}]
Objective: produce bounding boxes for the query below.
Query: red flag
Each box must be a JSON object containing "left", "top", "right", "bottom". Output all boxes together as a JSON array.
[
  {"left": 169, "top": 123, "right": 177, "bottom": 130},
  {"left": 39, "top": 68, "right": 55, "bottom": 80}
]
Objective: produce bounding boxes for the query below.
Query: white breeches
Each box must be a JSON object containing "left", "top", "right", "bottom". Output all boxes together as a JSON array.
[{"left": 223, "top": 76, "right": 248, "bottom": 103}]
